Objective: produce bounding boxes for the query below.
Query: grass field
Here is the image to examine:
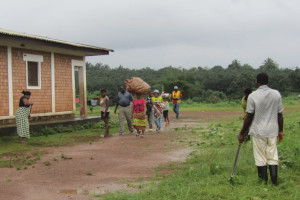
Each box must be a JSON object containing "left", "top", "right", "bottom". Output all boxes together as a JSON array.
[
  {"left": 180, "top": 96, "right": 299, "bottom": 112},
  {"left": 102, "top": 111, "right": 300, "bottom": 200},
  {"left": 0, "top": 128, "right": 116, "bottom": 154},
  {"left": 78, "top": 97, "right": 299, "bottom": 117},
  {"left": 1, "top": 101, "right": 299, "bottom": 199}
]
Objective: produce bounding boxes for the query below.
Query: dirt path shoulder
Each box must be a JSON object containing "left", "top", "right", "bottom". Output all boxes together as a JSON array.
[
  {"left": 0, "top": 111, "right": 242, "bottom": 200},
  {"left": 0, "top": 120, "right": 199, "bottom": 200}
]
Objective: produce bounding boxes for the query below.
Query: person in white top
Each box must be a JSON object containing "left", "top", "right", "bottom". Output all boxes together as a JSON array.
[
  {"left": 238, "top": 73, "right": 284, "bottom": 186},
  {"left": 100, "top": 89, "right": 110, "bottom": 137}
]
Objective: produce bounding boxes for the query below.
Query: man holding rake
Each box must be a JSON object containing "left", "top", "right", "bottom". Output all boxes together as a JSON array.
[{"left": 238, "top": 73, "right": 284, "bottom": 186}]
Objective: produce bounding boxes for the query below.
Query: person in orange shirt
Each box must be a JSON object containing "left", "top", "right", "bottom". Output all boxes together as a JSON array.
[{"left": 171, "top": 86, "right": 182, "bottom": 119}]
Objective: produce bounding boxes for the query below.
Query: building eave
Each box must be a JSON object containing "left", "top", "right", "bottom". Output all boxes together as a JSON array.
[{"left": 0, "top": 28, "right": 114, "bottom": 56}]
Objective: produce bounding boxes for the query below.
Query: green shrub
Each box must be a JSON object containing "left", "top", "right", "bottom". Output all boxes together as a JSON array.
[
  {"left": 30, "top": 120, "right": 119, "bottom": 137},
  {"left": 53, "top": 125, "right": 66, "bottom": 133},
  {"left": 185, "top": 98, "right": 194, "bottom": 105},
  {"left": 83, "top": 122, "right": 94, "bottom": 129},
  {"left": 207, "top": 94, "right": 221, "bottom": 104}
]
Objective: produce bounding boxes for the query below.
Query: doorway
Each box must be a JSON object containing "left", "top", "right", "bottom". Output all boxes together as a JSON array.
[{"left": 72, "top": 60, "right": 87, "bottom": 118}]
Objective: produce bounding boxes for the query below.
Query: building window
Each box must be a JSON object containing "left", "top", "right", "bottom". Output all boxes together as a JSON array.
[
  {"left": 27, "top": 61, "right": 39, "bottom": 87},
  {"left": 23, "top": 54, "right": 43, "bottom": 89}
]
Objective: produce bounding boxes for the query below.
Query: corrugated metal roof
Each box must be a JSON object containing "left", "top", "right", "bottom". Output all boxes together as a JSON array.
[{"left": 0, "top": 28, "right": 114, "bottom": 52}]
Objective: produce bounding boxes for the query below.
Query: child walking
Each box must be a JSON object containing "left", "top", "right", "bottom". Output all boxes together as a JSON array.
[{"left": 163, "top": 98, "right": 170, "bottom": 125}]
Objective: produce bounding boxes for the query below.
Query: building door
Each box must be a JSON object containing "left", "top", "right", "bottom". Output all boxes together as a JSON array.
[{"left": 72, "top": 60, "right": 87, "bottom": 118}]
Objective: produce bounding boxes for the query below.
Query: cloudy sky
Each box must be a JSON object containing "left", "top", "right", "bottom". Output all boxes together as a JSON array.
[{"left": 1, "top": 0, "right": 299, "bottom": 69}]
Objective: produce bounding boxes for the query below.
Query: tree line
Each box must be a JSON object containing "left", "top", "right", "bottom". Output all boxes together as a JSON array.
[{"left": 85, "top": 58, "right": 300, "bottom": 103}]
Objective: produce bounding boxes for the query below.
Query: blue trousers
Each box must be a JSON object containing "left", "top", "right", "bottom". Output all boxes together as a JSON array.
[
  {"left": 154, "top": 116, "right": 162, "bottom": 129},
  {"left": 173, "top": 103, "right": 180, "bottom": 118}
]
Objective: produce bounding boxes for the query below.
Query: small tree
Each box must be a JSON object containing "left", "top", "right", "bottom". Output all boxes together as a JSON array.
[
  {"left": 259, "top": 58, "right": 279, "bottom": 71},
  {"left": 227, "top": 80, "right": 239, "bottom": 102}
]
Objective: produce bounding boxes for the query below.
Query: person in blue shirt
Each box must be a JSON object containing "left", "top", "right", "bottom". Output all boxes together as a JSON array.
[{"left": 114, "top": 85, "right": 134, "bottom": 135}]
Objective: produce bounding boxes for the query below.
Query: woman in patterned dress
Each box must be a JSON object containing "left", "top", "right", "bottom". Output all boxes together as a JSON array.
[
  {"left": 132, "top": 93, "right": 147, "bottom": 138},
  {"left": 15, "top": 91, "right": 33, "bottom": 143}
]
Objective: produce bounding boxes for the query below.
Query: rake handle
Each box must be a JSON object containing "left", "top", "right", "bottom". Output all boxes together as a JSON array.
[{"left": 230, "top": 144, "right": 241, "bottom": 179}]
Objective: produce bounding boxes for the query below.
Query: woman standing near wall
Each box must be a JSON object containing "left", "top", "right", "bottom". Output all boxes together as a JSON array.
[
  {"left": 100, "top": 89, "right": 110, "bottom": 137},
  {"left": 132, "top": 93, "right": 147, "bottom": 138},
  {"left": 15, "top": 91, "right": 33, "bottom": 143}
]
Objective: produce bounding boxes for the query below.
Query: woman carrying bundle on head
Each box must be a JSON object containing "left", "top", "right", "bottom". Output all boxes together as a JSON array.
[
  {"left": 16, "top": 91, "right": 34, "bottom": 143},
  {"left": 132, "top": 93, "right": 147, "bottom": 138}
]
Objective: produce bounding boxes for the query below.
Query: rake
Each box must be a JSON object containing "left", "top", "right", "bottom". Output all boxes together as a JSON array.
[{"left": 230, "top": 144, "right": 241, "bottom": 184}]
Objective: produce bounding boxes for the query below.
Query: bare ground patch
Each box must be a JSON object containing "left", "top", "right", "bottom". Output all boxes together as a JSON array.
[{"left": 0, "top": 111, "right": 240, "bottom": 200}]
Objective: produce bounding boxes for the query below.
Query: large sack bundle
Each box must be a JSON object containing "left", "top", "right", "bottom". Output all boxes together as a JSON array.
[{"left": 125, "top": 77, "right": 151, "bottom": 95}]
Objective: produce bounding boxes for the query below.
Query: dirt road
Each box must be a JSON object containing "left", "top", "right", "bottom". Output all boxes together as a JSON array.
[
  {"left": 0, "top": 111, "right": 240, "bottom": 200},
  {"left": 0, "top": 118, "right": 200, "bottom": 200}
]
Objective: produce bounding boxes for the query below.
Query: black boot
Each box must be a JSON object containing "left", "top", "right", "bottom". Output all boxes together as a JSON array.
[
  {"left": 257, "top": 166, "right": 263, "bottom": 180},
  {"left": 262, "top": 166, "right": 268, "bottom": 184},
  {"left": 269, "top": 165, "right": 278, "bottom": 186},
  {"left": 257, "top": 166, "right": 268, "bottom": 184}
]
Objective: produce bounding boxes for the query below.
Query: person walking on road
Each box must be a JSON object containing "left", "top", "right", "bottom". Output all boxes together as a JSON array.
[
  {"left": 16, "top": 91, "right": 34, "bottom": 143},
  {"left": 146, "top": 92, "right": 154, "bottom": 132},
  {"left": 163, "top": 97, "right": 170, "bottom": 125},
  {"left": 114, "top": 86, "right": 134, "bottom": 135},
  {"left": 132, "top": 93, "right": 147, "bottom": 138},
  {"left": 172, "top": 86, "right": 182, "bottom": 119},
  {"left": 100, "top": 89, "right": 110, "bottom": 137},
  {"left": 238, "top": 73, "right": 284, "bottom": 186},
  {"left": 152, "top": 90, "right": 164, "bottom": 133}
]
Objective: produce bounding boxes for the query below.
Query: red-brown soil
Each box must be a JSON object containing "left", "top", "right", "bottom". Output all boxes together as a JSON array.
[{"left": 0, "top": 111, "right": 239, "bottom": 200}]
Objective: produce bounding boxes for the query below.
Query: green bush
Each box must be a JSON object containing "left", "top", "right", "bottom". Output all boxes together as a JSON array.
[
  {"left": 191, "top": 90, "right": 227, "bottom": 103},
  {"left": 52, "top": 125, "right": 72, "bottom": 133},
  {"left": 185, "top": 98, "right": 194, "bottom": 105},
  {"left": 30, "top": 120, "right": 119, "bottom": 137},
  {"left": 207, "top": 95, "right": 221, "bottom": 104},
  {"left": 31, "top": 126, "right": 56, "bottom": 137}
]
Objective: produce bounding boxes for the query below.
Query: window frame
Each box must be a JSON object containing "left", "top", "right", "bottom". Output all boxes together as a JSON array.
[{"left": 23, "top": 54, "right": 43, "bottom": 90}]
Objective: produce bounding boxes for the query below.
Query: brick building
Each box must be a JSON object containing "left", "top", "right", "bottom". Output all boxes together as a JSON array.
[{"left": 0, "top": 29, "right": 113, "bottom": 125}]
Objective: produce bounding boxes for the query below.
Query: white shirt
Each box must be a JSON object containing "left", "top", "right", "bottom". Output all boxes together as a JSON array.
[{"left": 246, "top": 85, "right": 283, "bottom": 138}]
